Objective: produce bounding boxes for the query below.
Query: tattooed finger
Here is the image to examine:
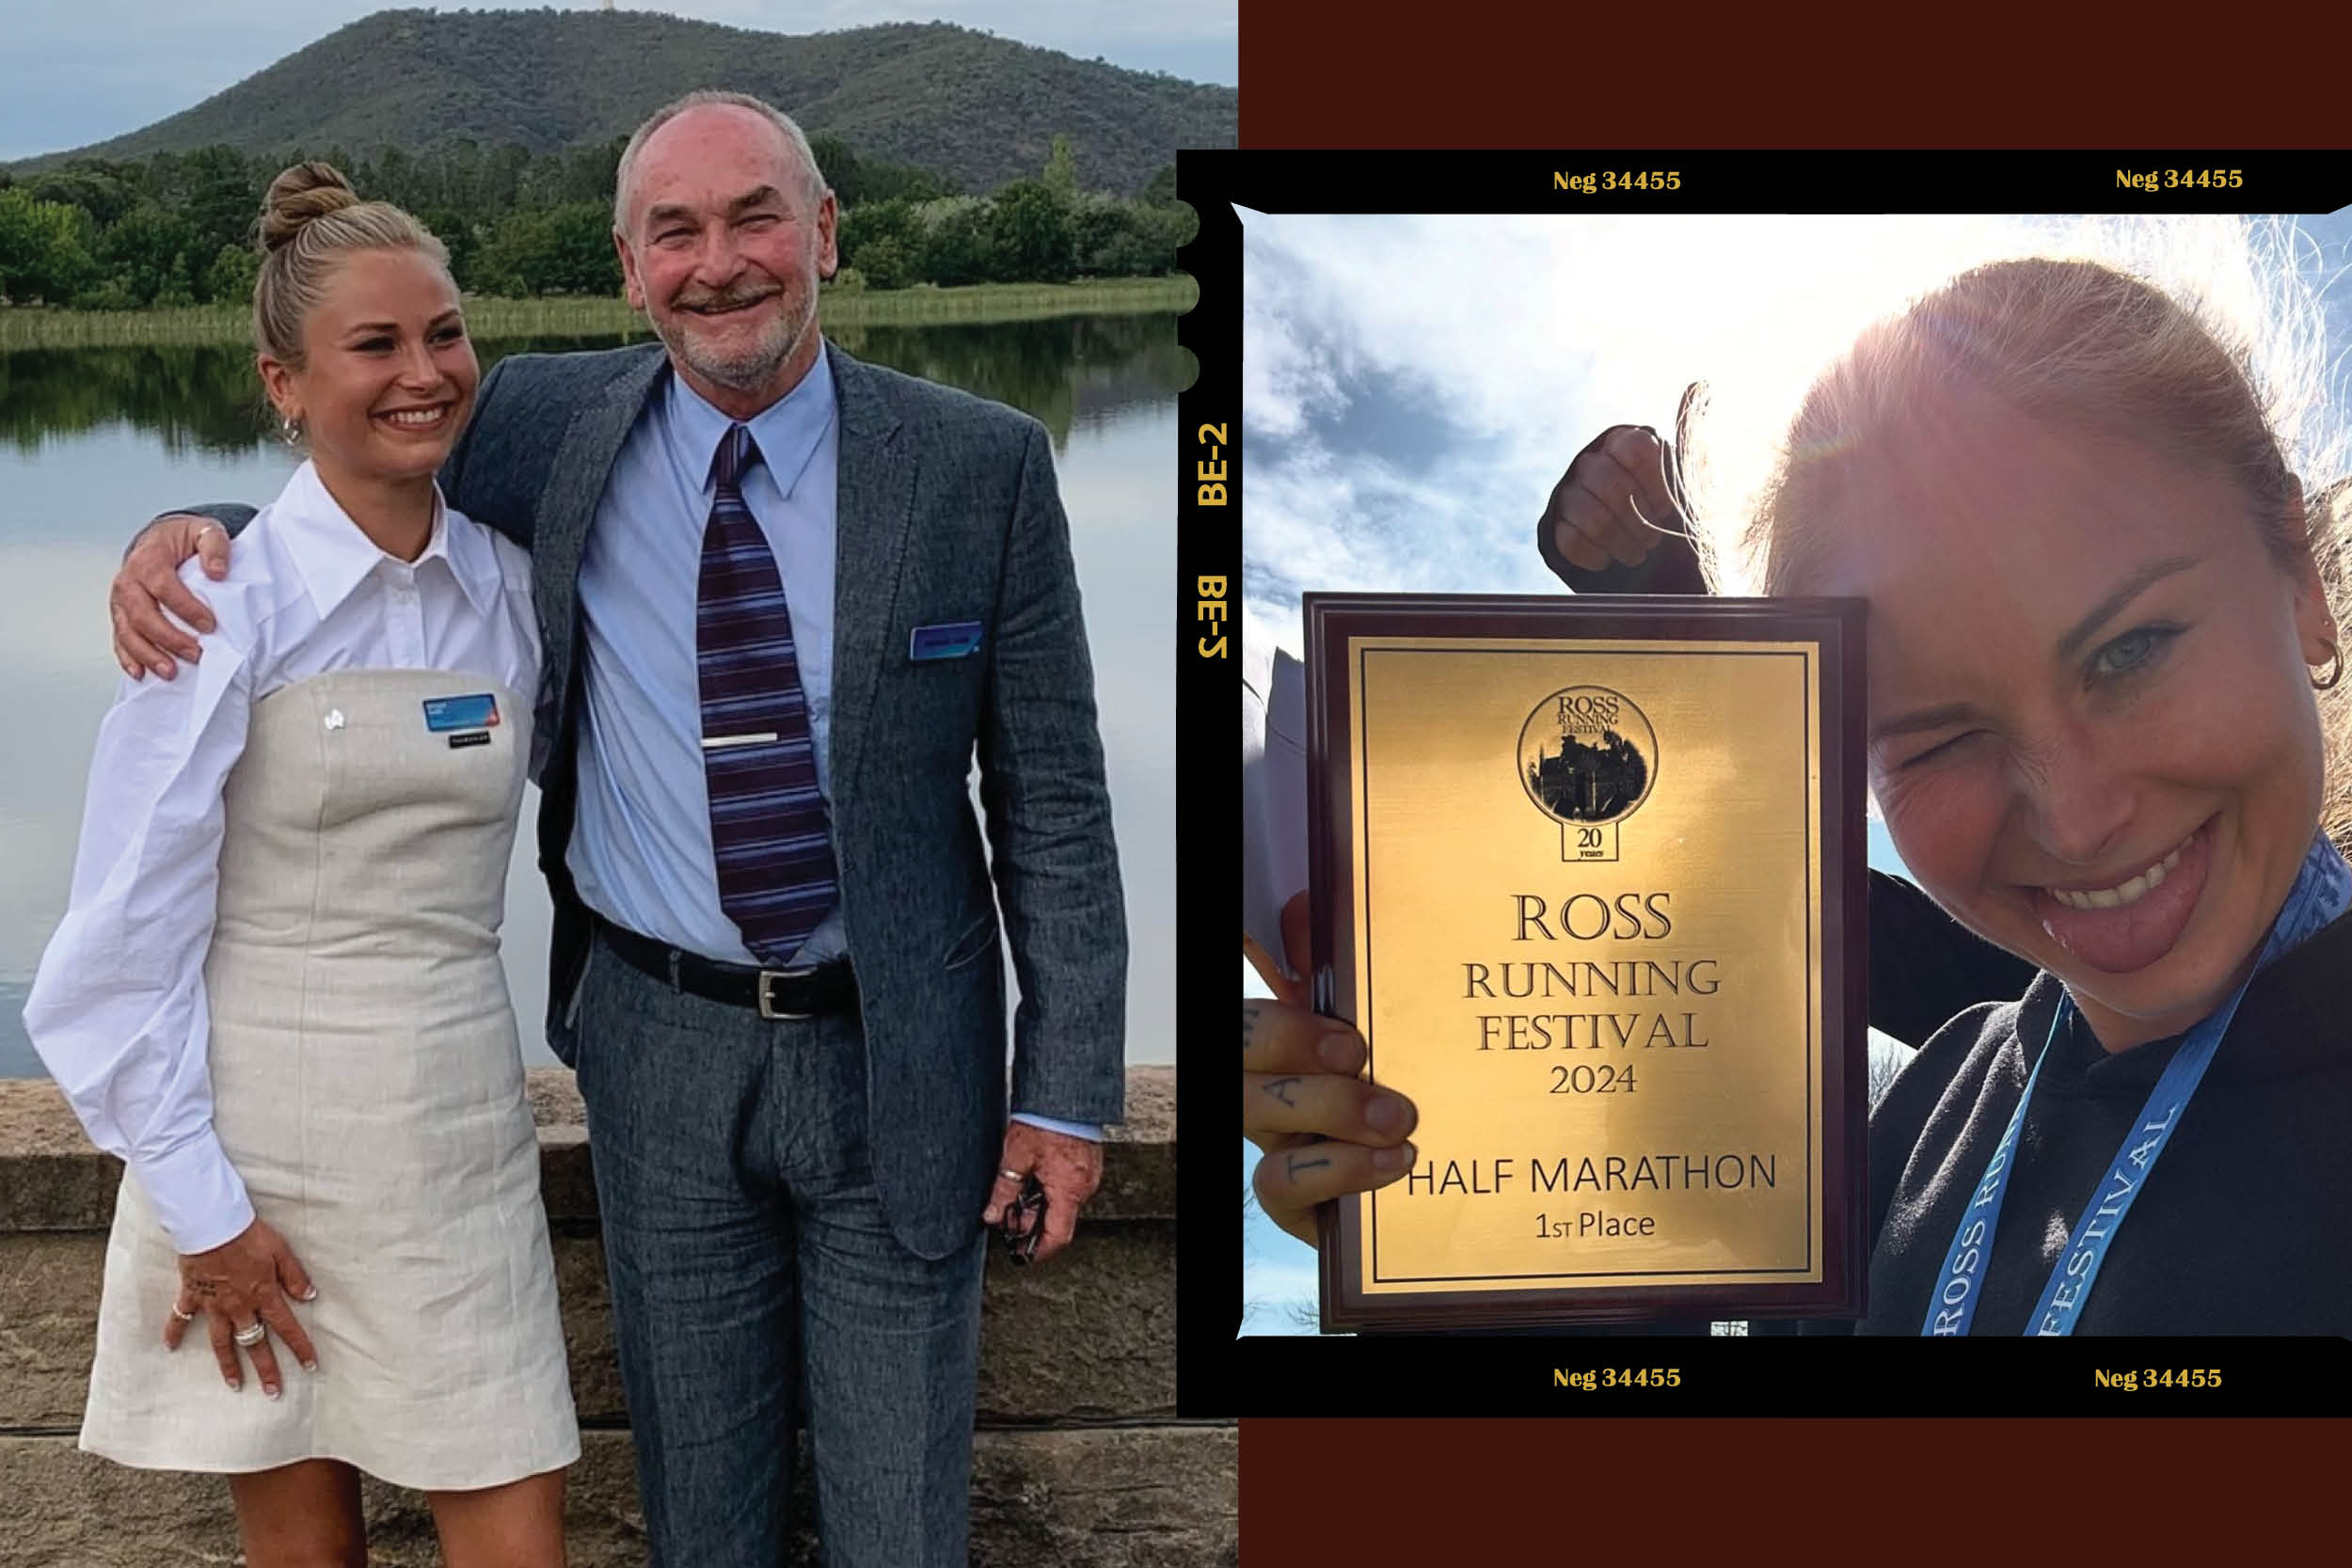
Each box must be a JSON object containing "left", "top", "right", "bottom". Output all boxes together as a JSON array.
[
  {"left": 1252, "top": 1137, "right": 1419, "bottom": 1245},
  {"left": 1243, "top": 1070, "right": 1417, "bottom": 1151},
  {"left": 1240, "top": 997, "right": 1367, "bottom": 1078}
]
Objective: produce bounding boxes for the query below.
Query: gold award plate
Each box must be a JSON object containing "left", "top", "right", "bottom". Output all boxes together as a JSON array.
[{"left": 1308, "top": 594, "right": 1867, "bottom": 1332}]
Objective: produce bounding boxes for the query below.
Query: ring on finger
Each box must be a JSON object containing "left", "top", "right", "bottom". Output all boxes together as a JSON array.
[
  {"left": 998, "top": 1167, "right": 1023, "bottom": 1181},
  {"left": 233, "top": 1322, "right": 266, "bottom": 1348},
  {"left": 170, "top": 1305, "right": 196, "bottom": 1323}
]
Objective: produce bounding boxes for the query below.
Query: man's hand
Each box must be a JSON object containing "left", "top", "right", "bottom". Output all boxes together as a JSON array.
[
  {"left": 983, "top": 1120, "right": 1103, "bottom": 1265},
  {"left": 1245, "top": 891, "right": 1419, "bottom": 1247},
  {"left": 112, "top": 515, "right": 233, "bottom": 680}
]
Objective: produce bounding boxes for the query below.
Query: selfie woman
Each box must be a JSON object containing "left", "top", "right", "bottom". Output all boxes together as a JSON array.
[
  {"left": 23, "top": 166, "right": 575, "bottom": 1561},
  {"left": 1247, "top": 228, "right": 2352, "bottom": 1334},
  {"left": 1724, "top": 255, "right": 2352, "bottom": 1333}
]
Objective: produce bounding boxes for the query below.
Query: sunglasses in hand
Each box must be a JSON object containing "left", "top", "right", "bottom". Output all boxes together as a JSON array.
[{"left": 999, "top": 1173, "right": 1047, "bottom": 1266}]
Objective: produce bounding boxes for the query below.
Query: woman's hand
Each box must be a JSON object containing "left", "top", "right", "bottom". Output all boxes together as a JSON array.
[
  {"left": 1245, "top": 892, "right": 1419, "bottom": 1246},
  {"left": 1537, "top": 423, "right": 1692, "bottom": 573},
  {"left": 165, "top": 1216, "right": 320, "bottom": 1397},
  {"left": 111, "top": 514, "right": 232, "bottom": 680}
]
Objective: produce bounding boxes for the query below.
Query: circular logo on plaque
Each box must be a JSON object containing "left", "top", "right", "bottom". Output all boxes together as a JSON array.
[{"left": 1518, "top": 687, "right": 1658, "bottom": 826}]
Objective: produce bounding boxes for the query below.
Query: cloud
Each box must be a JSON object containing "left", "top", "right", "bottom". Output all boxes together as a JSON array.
[
  {"left": 1241, "top": 211, "right": 2352, "bottom": 655},
  {"left": 1241, "top": 214, "right": 1620, "bottom": 641}
]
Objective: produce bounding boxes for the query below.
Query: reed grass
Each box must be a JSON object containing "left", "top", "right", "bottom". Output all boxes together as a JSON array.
[{"left": 0, "top": 276, "right": 1198, "bottom": 351}]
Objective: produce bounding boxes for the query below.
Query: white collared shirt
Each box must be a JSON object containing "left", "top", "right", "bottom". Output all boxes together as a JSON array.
[{"left": 22, "top": 461, "right": 538, "bottom": 1254}]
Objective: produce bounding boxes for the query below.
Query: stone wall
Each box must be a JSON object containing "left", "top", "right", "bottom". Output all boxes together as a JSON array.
[{"left": 0, "top": 1066, "right": 1230, "bottom": 1565}]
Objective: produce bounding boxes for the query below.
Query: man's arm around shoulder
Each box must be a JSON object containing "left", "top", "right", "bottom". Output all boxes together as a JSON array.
[{"left": 117, "top": 356, "right": 536, "bottom": 676}]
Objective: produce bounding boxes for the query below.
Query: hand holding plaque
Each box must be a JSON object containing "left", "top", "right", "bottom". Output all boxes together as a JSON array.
[
  {"left": 1243, "top": 895, "right": 1421, "bottom": 1246},
  {"left": 1307, "top": 594, "right": 1867, "bottom": 1331}
]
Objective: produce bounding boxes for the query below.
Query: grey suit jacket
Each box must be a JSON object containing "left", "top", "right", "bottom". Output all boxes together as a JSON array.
[{"left": 202, "top": 340, "right": 1126, "bottom": 1259}]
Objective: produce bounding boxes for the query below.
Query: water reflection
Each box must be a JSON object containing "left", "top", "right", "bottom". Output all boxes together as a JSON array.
[
  {"left": 0, "top": 344, "right": 277, "bottom": 455},
  {"left": 0, "top": 314, "right": 1189, "bottom": 460},
  {"left": 0, "top": 315, "right": 1183, "bottom": 1078},
  {"left": 834, "top": 317, "right": 1195, "bottom": 445}
]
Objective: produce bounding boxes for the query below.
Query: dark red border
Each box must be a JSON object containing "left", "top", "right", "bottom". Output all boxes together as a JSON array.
[
  {"left": 1238, "top": 12, "right": 2352, "bottom": 149},
  {"left": 1244, "top": 1418, "right": 2351, "bottom": 1549},
  {"left": 1216, "top": 26, "right": 2352, "bottom": 1544}
]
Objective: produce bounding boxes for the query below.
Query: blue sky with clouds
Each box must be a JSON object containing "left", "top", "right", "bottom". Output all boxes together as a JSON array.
[
  {"left": 1242, "top": 211, "right": 2352, "bottom": 655},
  {"left": 1238, "top": 209, "right": 2352, "bottom": 1333},
  {"left": 0, "top": 1, "right": 1237, "bottom": 163}
]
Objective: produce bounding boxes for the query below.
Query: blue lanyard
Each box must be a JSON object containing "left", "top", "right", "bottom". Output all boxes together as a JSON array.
[{"left": 1922, "top": 832, "right": 2352, "bottom": 1336}]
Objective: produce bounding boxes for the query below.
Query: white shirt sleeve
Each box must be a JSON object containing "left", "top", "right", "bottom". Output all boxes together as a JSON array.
[
  {"left": 23, "top": 629, "right": 259, "bottom": 1256},
  {"left": 1242, "top": 632, "right": 1310, "bottom": 971}
]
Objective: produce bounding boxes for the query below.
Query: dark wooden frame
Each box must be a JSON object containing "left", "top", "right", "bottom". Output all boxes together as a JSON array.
[{"left": 1306, "top": 592, "right": 1868, "bottom": 1332}]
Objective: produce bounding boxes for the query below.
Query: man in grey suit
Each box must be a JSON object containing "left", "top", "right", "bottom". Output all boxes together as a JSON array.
[{"left": 111, "top": 90, "right": 1125, "bottom": 1567}]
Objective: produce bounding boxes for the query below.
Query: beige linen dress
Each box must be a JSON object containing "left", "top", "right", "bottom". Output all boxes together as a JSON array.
[{"left": 79, "top": 667, "right": 579, "bottom": 1489}]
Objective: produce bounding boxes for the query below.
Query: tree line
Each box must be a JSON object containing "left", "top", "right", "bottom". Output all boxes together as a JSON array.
[{"left": 0, "top": 135, "right": 1190, "bottom": 309}]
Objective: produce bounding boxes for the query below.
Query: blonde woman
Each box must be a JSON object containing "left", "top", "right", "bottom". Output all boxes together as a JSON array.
[
  {"left": 24, "top": 164, "right": 575, "bottom": 1561},
  {"left": 1248, "top": 244, "right": 2352, "bottom": 1334}
]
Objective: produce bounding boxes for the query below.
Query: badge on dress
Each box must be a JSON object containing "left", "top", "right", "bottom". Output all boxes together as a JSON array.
[
  {"left": 424, "top": 693, "right": 500, "bottom": 750},
  {"left": 422, "top": 693, "right": 501, "bottom": 731}
]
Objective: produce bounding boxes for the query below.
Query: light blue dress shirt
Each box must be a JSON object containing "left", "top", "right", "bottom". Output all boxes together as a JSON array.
[
  {"left": 567, "top": 345, "right": 1094, "bottom": 1141},
  {"left": 570, "top": 345, "right": 845, "bottom": 967}
]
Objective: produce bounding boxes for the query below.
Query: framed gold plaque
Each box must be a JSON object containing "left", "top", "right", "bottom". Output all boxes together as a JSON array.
[{"left": 1308, "top": 594, "right": 1867, "bottom": 1331}]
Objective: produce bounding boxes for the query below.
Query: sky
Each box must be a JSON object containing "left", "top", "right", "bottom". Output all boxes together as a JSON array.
[
  {"left": 0, "top": 0, "right": 1238, "bottom": 163},
  {"left": 1242, "top": 210, "right": 2352, "bottom": 655}
]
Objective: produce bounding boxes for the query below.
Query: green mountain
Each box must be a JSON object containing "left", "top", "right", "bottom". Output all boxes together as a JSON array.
[{"left": 10, "top": 8, "right": 1233, "bottom": 197}]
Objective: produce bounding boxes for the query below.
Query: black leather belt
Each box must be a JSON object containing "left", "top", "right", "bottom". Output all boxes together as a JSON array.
[{"left": 597, "top": 919, "right": 858, "bottom": 1020}]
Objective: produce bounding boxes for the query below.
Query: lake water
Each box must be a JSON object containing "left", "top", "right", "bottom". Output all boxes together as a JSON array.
[{"left": 0, "top": 312, "right": 1184, "bottom": 1078}]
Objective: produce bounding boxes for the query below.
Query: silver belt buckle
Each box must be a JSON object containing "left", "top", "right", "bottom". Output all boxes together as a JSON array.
[{"left": 757, "top": 969, "right": 812, "bottom": 1021}]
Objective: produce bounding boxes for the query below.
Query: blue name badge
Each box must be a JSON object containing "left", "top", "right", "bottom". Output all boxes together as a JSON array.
[
  {"left": 910, "top": 622, "right": 984, "bottom": 662},
  {"left": 422, "top": 693, "right": 501, "bottom": 733}
]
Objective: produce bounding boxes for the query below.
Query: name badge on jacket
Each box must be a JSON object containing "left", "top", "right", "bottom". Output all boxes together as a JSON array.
[{"left": 910, "top": 622, "right": 984, "bottom": 662}]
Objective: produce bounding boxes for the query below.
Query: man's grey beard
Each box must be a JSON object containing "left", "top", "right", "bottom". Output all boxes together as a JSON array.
[{"left": 657, "top": 292, "right": 817, "bottom": 393}]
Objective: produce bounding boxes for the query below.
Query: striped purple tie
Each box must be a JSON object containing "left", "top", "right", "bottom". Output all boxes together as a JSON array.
[{"left": 697, "top": 422, "right": 838, "bottom": 965}]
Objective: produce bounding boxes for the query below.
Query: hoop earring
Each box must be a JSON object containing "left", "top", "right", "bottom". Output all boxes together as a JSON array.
[
  {"left": 278, "top": 412, "right": 303, "bottom": 448},
  {"left": 2313, "top": 641, "right": 2342, "bottom": 692}
]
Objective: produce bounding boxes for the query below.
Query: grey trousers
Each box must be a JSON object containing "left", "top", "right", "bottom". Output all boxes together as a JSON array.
[{"left": 573, "top": 927, "right": 989, "bottom": 1567}]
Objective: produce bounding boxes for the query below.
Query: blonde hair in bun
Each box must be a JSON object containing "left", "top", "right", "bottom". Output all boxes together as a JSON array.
[{"left": 253, "top": 161, "right": 450, "bottom": 371}]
